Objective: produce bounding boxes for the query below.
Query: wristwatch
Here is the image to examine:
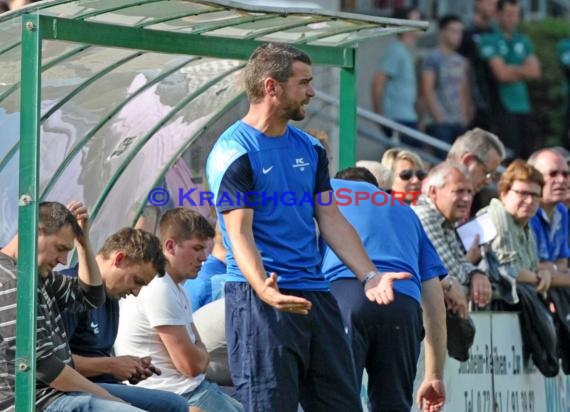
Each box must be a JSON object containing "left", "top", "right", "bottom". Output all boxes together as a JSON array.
[
  {"left": 361, "top": 271, "right": 380, "bottom": 285},
  {"left": 443, "top": 277, "right": 453, "bottom": 293}
]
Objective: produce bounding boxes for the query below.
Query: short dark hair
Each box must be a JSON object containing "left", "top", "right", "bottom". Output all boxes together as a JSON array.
[
  {"left": 38, "top": 201, "right": 82, "bottom": 238},
  {"left": 438, "top": 14, "right": 462, "bottom": 30},
  {"left": 158, "top": 208, "right": 215, "bottom": 244},
  {"left": 498, "top": 0, "right": 518, "bottom": 10},
  {"left": 98, "top": 228, "right": 167, "bottom": 277},
  {"left": 243, "top": 43, "right": 311, "bottom": 104},
  {"left": 335, "top": 167, "right": 379, "bottom": 187}
]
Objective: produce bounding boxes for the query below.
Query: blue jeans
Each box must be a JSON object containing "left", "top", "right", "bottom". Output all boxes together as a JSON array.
[
  {"left": 43, "top": 392, "right": 145, "bottom": 411},
  {"left": 99, "top": 383, "right": 188, "bottom": 412},
  {"left": 183, "top": 379, "right": 244, "bottom": 412}
]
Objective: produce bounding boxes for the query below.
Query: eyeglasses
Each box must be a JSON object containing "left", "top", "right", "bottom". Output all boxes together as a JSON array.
[
  {"left": 473, "top": 155, "right": 500, "bottom": 182},
  {"left": 509, "top": 189, "right": 541, "bottom": 200},
  {"left": 398, "top": 169, "right": 427, "bottom": 181},
  {"left": 548, "top": 170, "right": 570, "bottom": 179}
]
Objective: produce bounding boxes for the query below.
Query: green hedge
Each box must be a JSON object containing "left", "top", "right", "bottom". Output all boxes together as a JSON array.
[{"left": 520, "top": 18, "right": 570, "bottom": 147}]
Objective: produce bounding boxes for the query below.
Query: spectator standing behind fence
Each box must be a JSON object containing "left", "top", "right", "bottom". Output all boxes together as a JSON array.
[
  {"left": 412, "top": 162, "right": 493, "bottom": 314},
  {"left": 478, "top": 0, "right": 541, "bottom": 159},
  {"left": 381, "top": 148, "right": 426, "bottom": 204},
  {"left": 559, "top": 37, "right": 570, "bottom": 148},
  {"left": 421, "top": 15, "right": 472, "bottom": 146},
  {"left": 481, "top": 160, "right": 551, "bottom": 303},
  {"left": 371, "top": 8, "right": 421, "bottom": 143},
  {"left": 527, "top": 149, "right": 570, "bottom": 287},
  {"left": 458, "top": 0, "right": 498, "bottom": 131}
]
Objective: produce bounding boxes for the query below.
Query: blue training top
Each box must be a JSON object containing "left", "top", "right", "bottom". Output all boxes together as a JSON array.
[
  {"left": 60, "top": 265, "right": 119, "bottom": 384},
  {"left": 321, "top": 179, "right": 447, "bottom": 303},
  {"left": 206, "top": 120, "right": 331, "bottom": 291}
]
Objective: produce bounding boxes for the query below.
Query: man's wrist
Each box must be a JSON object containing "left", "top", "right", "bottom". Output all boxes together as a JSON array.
[
  {"left": 442, "top": 277, "right": 453, "bottom": 293},
  {"left": 361, "top": 271, "right": 381, "bottom": 285}
]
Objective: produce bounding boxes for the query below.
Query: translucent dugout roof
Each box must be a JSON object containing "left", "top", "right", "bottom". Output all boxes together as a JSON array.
[{"left": 0, "top": 0, "right": 428, "bottom": 249}]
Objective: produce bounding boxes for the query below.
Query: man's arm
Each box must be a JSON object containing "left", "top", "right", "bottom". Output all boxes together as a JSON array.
[
  {"left": 488, "top": 57, "right": 524, "bottom": 83},
  {"left": 155, "top": 325, "right": 209, "bottom": 378},
  {"left": 49, "top": 364, "right": 123, "bottom": 402},
  {"left": 420, "top": 68, "right": 444, "bottom": 123},
  {"left": 222, "top": 208, "right": 312, "bottom": 313},
  {"left": 371, "top": 72, "right": 388, "bottom": 116},
  {"left": 417, "top": 277, "right": 446, "bottom": 412},
  {"left": 315, "top": 192, "right": 411, "bottom": 304},
  {"left": 67, "top": 201, "right": 102, "bottom": 288},
  {"left": 520, "top": 55, "right": 541, "bottom": 80},
  {"left": 460, "top": 61, "right": 474, "bottom": 125},
  {"left": 72, "top": 354, "right": 147, "bottom": 382}
]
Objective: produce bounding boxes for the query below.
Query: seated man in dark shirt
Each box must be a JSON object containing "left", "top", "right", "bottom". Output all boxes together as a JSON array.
[
  {"left": 62, "top": 227, "right": 189, "bottom": 412},
  {"left": 0, "top": 201, "right": 143, "bottom": 411}
]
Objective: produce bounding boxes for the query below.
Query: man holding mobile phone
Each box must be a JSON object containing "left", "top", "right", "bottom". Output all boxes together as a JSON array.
[{"left": 62, "top": 228, "right": 189, "bottom": 412}]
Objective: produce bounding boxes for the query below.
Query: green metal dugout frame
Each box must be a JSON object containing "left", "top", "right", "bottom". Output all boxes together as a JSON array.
[{"left": 13, "top": 2, "right": 428, "bottom": 410}]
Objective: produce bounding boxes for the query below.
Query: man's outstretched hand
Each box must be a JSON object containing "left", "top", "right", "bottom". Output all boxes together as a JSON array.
[{"left": 257, "top": 272, "right": 312, "bottom": 315}]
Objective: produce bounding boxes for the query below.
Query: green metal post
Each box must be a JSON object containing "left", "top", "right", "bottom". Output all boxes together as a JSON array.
[
  {"left": 338, "top": 48, "right": 357, "bottom": 169},
  {"left": 15, "top": 13, "right": 42, "bottom": 412}
]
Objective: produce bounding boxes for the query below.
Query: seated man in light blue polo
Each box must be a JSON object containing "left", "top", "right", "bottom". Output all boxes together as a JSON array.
[{"left": 321, "top": 167, "right": 447, "bottom": 412}]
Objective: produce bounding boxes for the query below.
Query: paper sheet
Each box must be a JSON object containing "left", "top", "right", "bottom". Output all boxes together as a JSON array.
[{"left": 456, "top": 212, "right": 497, "bottom": 250}]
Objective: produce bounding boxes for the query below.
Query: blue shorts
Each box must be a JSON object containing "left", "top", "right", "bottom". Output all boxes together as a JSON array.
[{"left": 225, "top": 282, "right": 362, "bottom": 412}]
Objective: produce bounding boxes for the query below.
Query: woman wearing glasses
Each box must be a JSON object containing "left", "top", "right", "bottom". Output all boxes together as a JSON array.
[
  {"left": 482, "top": 160, "right": 552, "bottom": 304},
  {"left": 381, "top": 148, "right": 427, "bottom": 204}
]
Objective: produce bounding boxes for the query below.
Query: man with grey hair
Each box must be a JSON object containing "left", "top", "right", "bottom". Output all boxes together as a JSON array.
[
  {"left": 412, "top": 162, "right": 493, "bottom": 314},
  {"left": 528, "top": 148, "right": 570, "bottom": 288},
  {"left": 447, "top": 127, "right": 505, "bottom": 193}
]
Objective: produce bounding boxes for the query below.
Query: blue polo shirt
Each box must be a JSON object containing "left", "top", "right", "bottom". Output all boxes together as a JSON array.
[
  {"left": 61, "top": 266, "right": 119, "bottom": 384},
  {"left": 321, "top": 179, "right": 446, "bottom": 303},
  {"left": 183, "top": 255, "right": 227, "bottom": 312},
  {"left": 530, "top": 203, "right": 570, "bottom": 262},
  {"left": 207, "top": 120, "right": 331, "bottom": 291}
]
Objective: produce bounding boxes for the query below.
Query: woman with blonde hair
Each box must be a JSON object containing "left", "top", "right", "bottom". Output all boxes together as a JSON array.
[{"left": 381, "top": 148, "right": 426, "bottom": 204}]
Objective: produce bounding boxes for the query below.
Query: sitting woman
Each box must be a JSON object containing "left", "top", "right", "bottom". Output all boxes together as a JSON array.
[
  {"left": 482, "top": 159, "right": 552, "bottom": 304},
  {"left": 381, "top": 148, "right": 426, "bottom": 204}
]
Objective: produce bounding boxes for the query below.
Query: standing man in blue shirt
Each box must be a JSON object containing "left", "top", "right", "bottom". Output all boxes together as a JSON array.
[
  {"left": 322, "top": 167, "right": 447, "bottom": 412},
  {"left": 207, "top": 42, "right": 410, "bottom": 412}
]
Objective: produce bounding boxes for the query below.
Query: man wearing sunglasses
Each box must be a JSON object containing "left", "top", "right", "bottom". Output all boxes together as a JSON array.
[{"left": 528, "top": 149, "right": 570, "bottom": 288}]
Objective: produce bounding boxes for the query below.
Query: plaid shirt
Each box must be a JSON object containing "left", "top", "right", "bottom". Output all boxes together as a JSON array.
[{"left": 412, "top": 196, "right": 479, "bottom": 286}]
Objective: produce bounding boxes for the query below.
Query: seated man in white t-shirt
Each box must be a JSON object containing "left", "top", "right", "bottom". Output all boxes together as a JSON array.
[{"left": 115, "top": 208, "right": 243, "bottom": 412}]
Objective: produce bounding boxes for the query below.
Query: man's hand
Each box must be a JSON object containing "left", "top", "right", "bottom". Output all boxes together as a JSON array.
[
  {"left": 469, "top": 272, "right": 492, "bottom": 307},
  {"left": 109, "top": 355, "right": 147, "bottom": 382},
  {"left": 536, "top": 269, "right": 552, "bottom": 294},
  {"left": 127, "top": 356, "right": 161, "bottom": 384},
  {"left": 66, "top": 201, "right": 89, "bottom": 245},
  {"left": 444, "top": 280, "right": 468, "bottom": 318},
  {"left": 417, "top": 378, "right": 446, "bottom": 412},
  {"left": 364, "top": 272, "right": 412, "bottom": 305},
  {"left": 257, "top": 273, "right": 312, "bottom": 315}
]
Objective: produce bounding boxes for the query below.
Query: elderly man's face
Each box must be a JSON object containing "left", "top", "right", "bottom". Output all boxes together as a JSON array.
[
  {"left": 465, "top": 149, "right": 502, "bottom": 192},
  {"left": 430, "top": 169, "right": 474, "bottom": 223},
  {"left": 532, "top": 151, "right": 568, "bottom": 206}
]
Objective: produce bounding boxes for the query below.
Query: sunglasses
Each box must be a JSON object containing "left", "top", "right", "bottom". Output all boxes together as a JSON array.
[
  {"left": 548, "top": 170, "right": 570, "bottom": 179},
  {"left": 398, "top": 169, "right": 427, "bottom": 181}
]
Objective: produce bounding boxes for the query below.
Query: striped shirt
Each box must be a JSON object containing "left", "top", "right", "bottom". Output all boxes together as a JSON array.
[
  {"left": 0, "top": 251, "right": 105, "bottom": 411},
  {"left": 412, "top": 196, "right": 480, "bottom": 286}
]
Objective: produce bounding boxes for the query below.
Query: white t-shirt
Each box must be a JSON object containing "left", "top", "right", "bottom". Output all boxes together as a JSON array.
[{"left": 115, "top": 273, "right": 205, "bottom": 394}]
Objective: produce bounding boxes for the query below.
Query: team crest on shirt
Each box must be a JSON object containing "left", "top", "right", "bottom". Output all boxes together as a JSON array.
[{"left": 293, "top": 157, "right": 310, "bottom": 171}]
